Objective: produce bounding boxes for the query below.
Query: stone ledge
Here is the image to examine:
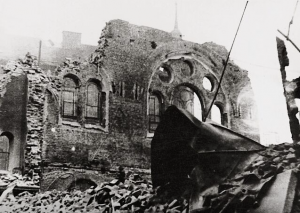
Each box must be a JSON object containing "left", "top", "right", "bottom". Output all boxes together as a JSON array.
[
  {"left": 84, "top": 123, "right": 107, "bottom": 132},
  {"left": 62, "top": 120, "right": 81, "bottom": 127}
]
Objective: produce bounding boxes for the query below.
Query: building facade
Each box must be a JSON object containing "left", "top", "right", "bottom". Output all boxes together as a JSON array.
[{"left": 0, "top": 19, "right": 260, "bottom": 191}]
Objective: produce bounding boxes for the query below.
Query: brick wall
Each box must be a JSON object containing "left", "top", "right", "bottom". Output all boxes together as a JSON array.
[
  {"left": 0, "top": 66, "right": 28, "bottom": 172},
  {"left": 0, "top": 19, "right": 260, "bottom": 190}
]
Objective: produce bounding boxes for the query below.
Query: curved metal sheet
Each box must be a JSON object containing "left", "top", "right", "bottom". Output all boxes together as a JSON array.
[{"left": 151, "top": 106, "right": 265, "bottom": 194}]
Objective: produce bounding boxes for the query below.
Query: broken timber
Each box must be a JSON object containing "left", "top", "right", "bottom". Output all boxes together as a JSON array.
[
  {"left": 278, "top": 30, "right": 300, "bottom": 53},
  {"left": 276, "top": 37, "right": 300, "bottom": 143}
]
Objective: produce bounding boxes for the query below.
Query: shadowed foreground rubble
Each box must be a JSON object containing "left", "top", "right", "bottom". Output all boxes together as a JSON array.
[{"left": 0, "top": 142, "right": 300, "bottom": 212}]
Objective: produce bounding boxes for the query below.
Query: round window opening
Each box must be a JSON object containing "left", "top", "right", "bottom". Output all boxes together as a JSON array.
[
  {"left": 203, "top": 77, "right": 213, "bottom": 91},
  {"left": 158, "top": 66, "right": 172, "bottom": 83},
  {"left": 181, "top": 61, "right": 193, "bottom": 77}
]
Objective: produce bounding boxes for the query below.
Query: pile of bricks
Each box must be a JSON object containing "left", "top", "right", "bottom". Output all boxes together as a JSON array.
[
  {"left": 190, "top": 142, "right": 300, "bottom": 213},
  {"left": 0, "top": 142, "right": 300, "bottom": 212},
  {"left": 0, "top": 170, "right": 39, "bottom": 187},
  {"left": 248, "top": 142, "right": 300, "bottom": 174},
  {"left": 0, "top": 173, "right": 188, "bottom": 213}
]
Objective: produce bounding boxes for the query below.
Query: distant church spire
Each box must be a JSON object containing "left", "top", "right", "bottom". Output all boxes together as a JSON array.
[{"left": 170, "top": 2, "right": 182, "bottom": 38}]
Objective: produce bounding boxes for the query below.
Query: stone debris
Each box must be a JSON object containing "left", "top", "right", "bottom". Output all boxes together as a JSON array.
[
  {"left": 0, "top": 172, "right": 188, "bottom": 213},
  {"left": 188, "top": 142, "right": 300, "bottom": 213},
  {"left": 0, "top": 170, "right": 39, "bottom": 187},
  {"left": 2, "top": 55, "right": 54, "bottom": 186},
  {"left": 1, "top": 143, "right": 300, "bottom": 212}
]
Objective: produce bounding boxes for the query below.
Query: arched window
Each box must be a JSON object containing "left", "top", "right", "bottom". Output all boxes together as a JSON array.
[
  {"left": 86, "top": 81, "right": 106, "bottom": 126},
  {"left": 193, "top": 94, "right": 202, "bottom": 121},
  {"left": 62, "top": 77, "right": 78, "bottom": 118},
  {"left": 211, "top": 104, "right": 222, "bottom": 124},
  {"left": 149, "top": 93, "right": 162, "bottom": 133},
  {"left": 0, "top": 135, "right": 9, "bottom": 170},
  {"left": 86, "top": 83, "right": 100, "bottom": 119},
  {"left": 172, "top": 85, "right": 203, "bottom": 121}
]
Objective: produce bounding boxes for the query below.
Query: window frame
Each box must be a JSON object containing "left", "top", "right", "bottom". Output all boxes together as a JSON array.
[
  {"left": 148, "top": 92, "right": 163, "bottom": 133},
  {"left": 62, "top": 77, "right": 79, "bottom": 119},
  {"left": 0, "top": 135, "right": 10, "bottom": 171},
  {"left": 85, "top": 82, "right": 101, "bottom": 120}
]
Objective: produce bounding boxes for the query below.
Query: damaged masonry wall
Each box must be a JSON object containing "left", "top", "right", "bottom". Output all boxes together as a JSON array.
[
  {"left": 90, "top": 19, "right": 260, "bottom": 141},
  {"left": 0, "top": 63, "right": 27, "bottom": 173},
  {"left": 0, "top": 19, "right": 260, "bottom": 190},
  {"left": 0, "top": 56, "right": 46, "bottom": 185}
]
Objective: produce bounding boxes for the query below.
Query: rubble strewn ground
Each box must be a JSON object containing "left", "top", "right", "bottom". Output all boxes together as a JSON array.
[
  {"left": 0, "top": 172, "right": 185, "bottom": 213},
  {"left": 0, "top": 142, "right": 300, "bottom": 212},
  {"left": 0, "top": 170, "right": 39, "bottom": 187},
  {"left": 193, "top": 142, "right": 300, "bottom": 213}
]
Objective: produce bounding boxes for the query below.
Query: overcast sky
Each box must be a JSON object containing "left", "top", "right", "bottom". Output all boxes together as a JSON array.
[{"left": 0, "top": 0, "right": 300, "bottom": 144}]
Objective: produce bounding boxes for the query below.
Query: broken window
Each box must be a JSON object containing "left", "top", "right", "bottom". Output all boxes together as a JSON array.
[
  {"left": 239, "top": 101, "right": 254, "bottom": 120},
  {"left": 193, "top": 93, "right": 202, "bottom": 121},
  {"left": 172, "top": 86, "right": 194, "bottom": 114},
  {"left": 172, "top": 85, "right": 203, "bottom": 121},
  {"left": 0, "top": 135, "right": 9, "bottom": 170},
  {"left": 158, "top": 66, "right": 172, "bottom": 83},
  {"left": 86, "top": 81, "right": 106, "bottom": 126},
  {"left": 203, "top": 77, "right": 213, "bottom": 92},
  {"left": 149, "top": 93, "right": 162, "bottom": 133},
  {"left": 181, "top": 61, "right": 193, "bottom": 76},
  {"left": 62, "top": 77, "right": 78, "bottom": 118},
  {"left": 211, "top": 104, "right": 222, "bottom": 124},
  {"left": 86, "top": 83, "right": 100, "bottom": 119}
]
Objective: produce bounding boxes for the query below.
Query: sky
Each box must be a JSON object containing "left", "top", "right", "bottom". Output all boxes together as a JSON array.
[{"left": 0, "top": 0, "right": 299, "bottom": 144}]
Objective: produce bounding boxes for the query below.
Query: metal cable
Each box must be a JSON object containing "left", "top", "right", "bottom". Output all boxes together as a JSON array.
[{"left": 204, "top": 1, "right": 249, "bottom": 122}]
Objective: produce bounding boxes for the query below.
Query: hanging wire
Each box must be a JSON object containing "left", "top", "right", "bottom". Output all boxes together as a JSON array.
[
  {"left": 287, "top": 0, "right": 299, "bottom": 38},
  {"left": 203, "top": 1, "right": 249, "bottom": 122}
]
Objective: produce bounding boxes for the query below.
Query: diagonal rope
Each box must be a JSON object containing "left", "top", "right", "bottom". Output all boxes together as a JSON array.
[
  {"left": 203, "top": 1, "right": 249, "bottom": 122},
  {"left": 288, "top": 0, "right": 299, "bottom": 38}
]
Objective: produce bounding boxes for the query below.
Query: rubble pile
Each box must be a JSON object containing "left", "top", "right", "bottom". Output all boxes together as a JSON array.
[
  {"left": 0, "top": 173, "right": 188, "bottom": 213},
  {"left": 189, "top": 142, "right": 300, "bottom": 213},
  {"left": 0, "top": 171, "right": 39, "bottom": 187},
  {"left": 0, "top": 143, "right": 300, "bottom": 212}
]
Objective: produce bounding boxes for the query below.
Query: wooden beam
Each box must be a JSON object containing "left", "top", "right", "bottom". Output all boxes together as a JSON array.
[{"left": 278, "top": 29, "right": 300, "bottom": 53}]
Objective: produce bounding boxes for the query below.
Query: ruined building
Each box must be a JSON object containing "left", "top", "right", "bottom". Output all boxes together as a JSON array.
[
  {"left": 0, "top": 19, "right": 259, "bottom": 190},
  {"left": 276, "top": 37, "right": 300, "bottom": 143}
]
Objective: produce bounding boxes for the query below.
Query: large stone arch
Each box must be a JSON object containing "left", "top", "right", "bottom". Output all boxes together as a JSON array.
[
  {"left": 145, "top": 43, "right": 229, "bottom": 126},
  {"left": 170, "top": 83, "right": 205, "bottom": 121}
]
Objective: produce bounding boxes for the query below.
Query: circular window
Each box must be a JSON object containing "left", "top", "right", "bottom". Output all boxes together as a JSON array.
[
  {"left": 203, "top": 77, "right": 213, "bottom": 92},
  {"left": 181, "top": 61, "right": 193, "bottom": 76},
  {"left": 158, "top": 66, "right": 172, "bottom": 83}
]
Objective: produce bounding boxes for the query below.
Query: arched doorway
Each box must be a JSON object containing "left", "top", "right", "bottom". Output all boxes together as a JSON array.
[{"left": 172, "top": 85, "right": 203, "bottom": 121}]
